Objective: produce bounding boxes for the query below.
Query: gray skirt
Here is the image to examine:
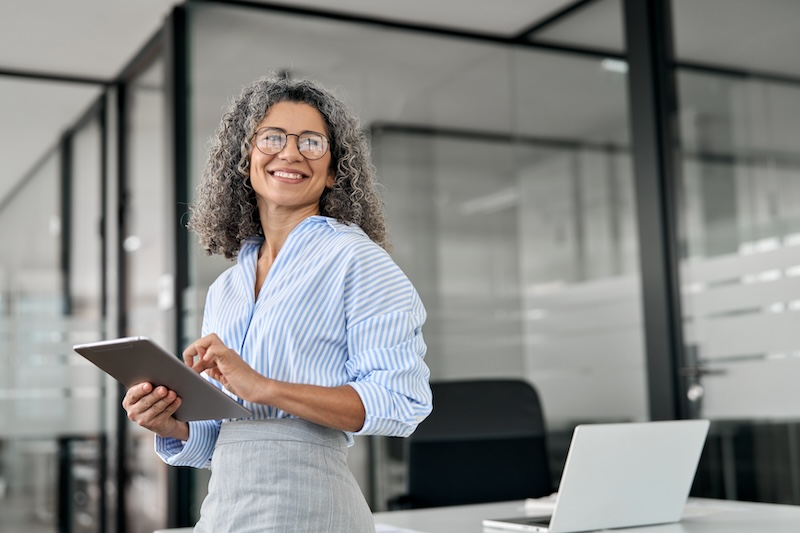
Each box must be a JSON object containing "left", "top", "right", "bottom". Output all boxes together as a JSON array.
[{"left": 193, "top": 418, "right": 374, "bottom": 533}]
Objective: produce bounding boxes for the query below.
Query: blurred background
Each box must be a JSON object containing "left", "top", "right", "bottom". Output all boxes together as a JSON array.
[{"left": 1, "top": 0, "right": 800, "bottom": 531}]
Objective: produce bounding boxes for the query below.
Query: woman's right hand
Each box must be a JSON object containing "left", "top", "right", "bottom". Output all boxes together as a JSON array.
[{"left": 122, "top": 382, "right": 189, "bottom": 441}]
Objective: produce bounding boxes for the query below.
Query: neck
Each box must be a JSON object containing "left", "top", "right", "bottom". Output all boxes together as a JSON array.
[{"left": 258, "top": 205, "right": 320, "bottom": 260}]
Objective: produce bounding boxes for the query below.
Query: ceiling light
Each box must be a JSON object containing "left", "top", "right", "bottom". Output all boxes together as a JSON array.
[{"left": 601, "top": 58, "right": 628, "bottom": 74}]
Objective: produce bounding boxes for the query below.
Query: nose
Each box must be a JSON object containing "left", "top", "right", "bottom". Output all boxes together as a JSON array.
[{"left": 277, "top": 134, "right": 304, "bottom": 162}]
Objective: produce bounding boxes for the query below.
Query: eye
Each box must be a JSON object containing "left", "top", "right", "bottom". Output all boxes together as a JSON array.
[
  {"left": 258, "top": 130, "right": 285, "bottom": 152},
  {"left": 298, "top": 134, "right": 325, "bottom": 152}
]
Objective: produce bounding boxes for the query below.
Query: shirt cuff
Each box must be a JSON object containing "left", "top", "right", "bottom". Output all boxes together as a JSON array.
[
  {"left": 348, "top": 381, "right": 430, "bottom": 438},
  {"left": 154, "top": 419, "right": 221, "bottom": 469}
]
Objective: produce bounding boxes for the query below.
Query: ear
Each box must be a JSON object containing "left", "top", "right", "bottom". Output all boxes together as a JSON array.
[{"left": 325, "top": 169, "right": 335, "bottom": 189}]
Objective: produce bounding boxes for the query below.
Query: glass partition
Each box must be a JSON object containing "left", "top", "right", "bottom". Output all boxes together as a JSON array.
[
  {"left": 510, "top": 49, "right": 640, "bottom": 435},
  {"left": 375, "top": 133, "right": 524, "bottom": 381},
  {"left": 669, "top": 0, "right": 800, "bottom": 505},
  {"left": 0, "top": 150, "right": 62, "bottom": 532},
  {"left": 0, "top": 115, "right": 107, "bottom": 530},
  {"left": 676, "top": 69, "right": 800, "bottom": 502}
]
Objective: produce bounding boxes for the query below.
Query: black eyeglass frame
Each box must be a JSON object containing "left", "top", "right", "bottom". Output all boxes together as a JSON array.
[{"left": 253, "top": 127, "right": 331, "bottom": 160}]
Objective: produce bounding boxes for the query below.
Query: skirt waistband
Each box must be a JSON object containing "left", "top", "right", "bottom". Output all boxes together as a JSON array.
[{"left": 217, "top": 418, "right": 347, "bottom": 451}]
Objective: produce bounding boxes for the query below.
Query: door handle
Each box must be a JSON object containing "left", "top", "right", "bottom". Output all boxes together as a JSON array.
[{"left": 679, "top": 365, "right": 727, "bottom": 378}]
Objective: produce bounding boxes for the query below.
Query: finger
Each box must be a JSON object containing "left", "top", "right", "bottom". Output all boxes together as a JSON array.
[
  {"left": 191, "top": 354, "right": 215, "bottom": 373},
  {"left": 182, "top": 344, "right": 198, "bottom": 366},
  {"left": 203, "top": 332, "right": 220, "bottom": 344},
  {"left": 184, "top": 345, "right": 206, "bottom": 367},
  {"left": 147, "top": 390, "right": 180, "bottom": 417},
  {"left": 136, "top": 386, "right": 170, "bottom": 412},
  {"left": 160, "top": 395, "right": 182, "bottom": 418},
  {"left": 194, "top": 333, "right": 219, "bottom": 351},
  {"left": 184, "top": 336, "right": 217, "bottom": 366},
  {"left": 202, "top": 344, "right": 221, "bottom": 361},
  {"left": 129, "top": 387, "right": 172, "bottom": 424},
  {"left": 123, "top": 382, "right": 153, "bottom": 408},
  {"left": 192, "top": 345, "right": 224, "bottom": 373}
]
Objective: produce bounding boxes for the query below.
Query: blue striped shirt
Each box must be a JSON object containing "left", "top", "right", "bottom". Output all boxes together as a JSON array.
[{"left": 155, "top": 216, "right": 432, "bottom": 468}]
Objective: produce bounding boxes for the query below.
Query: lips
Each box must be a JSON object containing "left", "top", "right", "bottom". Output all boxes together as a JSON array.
[{"left": 270, "top": 169, "right": 308, "bottom": 180}]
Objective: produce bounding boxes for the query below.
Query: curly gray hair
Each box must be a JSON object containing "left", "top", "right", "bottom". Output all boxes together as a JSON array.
[{"left": 188, "top": 74, "right": 388, "bottom": 259}]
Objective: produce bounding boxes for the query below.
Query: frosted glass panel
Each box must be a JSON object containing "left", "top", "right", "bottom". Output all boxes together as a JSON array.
[{"left": 678, "top": 71, "right": 800, "bottom": 420}]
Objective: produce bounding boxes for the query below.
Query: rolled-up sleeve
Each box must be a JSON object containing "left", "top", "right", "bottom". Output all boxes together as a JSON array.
[{"left": 344, "top": 247, "right": 432, "bottom": 437}]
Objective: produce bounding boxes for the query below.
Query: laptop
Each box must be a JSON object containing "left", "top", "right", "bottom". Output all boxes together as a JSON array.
[{"left": 482, "top": 419, "right": 710, "bottom": 533}]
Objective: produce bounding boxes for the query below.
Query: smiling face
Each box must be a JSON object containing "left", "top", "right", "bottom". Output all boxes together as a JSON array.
[{"left": 248, "top": 101, "right": 335, "bottom": 221}]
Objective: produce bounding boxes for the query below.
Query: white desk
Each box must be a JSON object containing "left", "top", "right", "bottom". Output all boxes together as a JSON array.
[
  {"left": 372, "top": 498, "right": 800, "bottom": 533},
  {"left": 156, "top": 498, "right": 800, "bottom": 532}
]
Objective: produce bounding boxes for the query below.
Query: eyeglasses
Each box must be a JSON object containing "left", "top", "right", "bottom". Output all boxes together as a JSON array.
[{"left": 254, "top": 127, "right": 330, "bottom": 160}]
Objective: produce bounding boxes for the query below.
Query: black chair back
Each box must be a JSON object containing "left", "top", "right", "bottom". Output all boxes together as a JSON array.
[{"left": 404, "top": 379, "right": 552, "bottom": 508}]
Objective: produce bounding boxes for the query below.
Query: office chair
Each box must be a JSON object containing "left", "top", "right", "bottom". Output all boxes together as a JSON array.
[{"left": 389, "top": 379, "right": 553, "bottom": 509}]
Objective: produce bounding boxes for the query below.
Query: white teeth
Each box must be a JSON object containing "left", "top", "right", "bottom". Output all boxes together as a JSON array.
[{"left": 273, "top": 170, "right": 305, "bottom": 180}]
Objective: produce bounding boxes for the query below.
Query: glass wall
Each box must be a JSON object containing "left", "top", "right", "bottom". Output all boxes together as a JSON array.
[
  {"left": 0, "top": 111, "right": 107, "bottom": 531},
  {"left": 671, "top": 0, "right": 800, "bottom": 505},
  {"left": 676, "top": 71, "right": 800, "bottom": 503},
  {"left": 0, "top": 30, "right": 178, "bottom": 533},
  {"left": 187, "top": 2, "right": 639, "bottom": 510},
  {"left": 511, "top": 49, "right": 642, "bottom": 433},
  {"left": 0, "top": 150, "right": 62, "bottom": 533}
]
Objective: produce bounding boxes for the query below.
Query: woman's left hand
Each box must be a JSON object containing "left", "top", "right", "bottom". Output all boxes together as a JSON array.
[{"left": 183, "top": 333, "right": 264, "bottom": 402}]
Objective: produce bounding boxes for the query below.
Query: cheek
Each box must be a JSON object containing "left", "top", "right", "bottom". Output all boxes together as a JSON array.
[
  {"left": 247, "top": 150, "right": 257, "bottom": 172},
  {"left": 249, "top": 151, "right": 274, "bottom": 175},
  {"left": 325, "top": 158, "right": 336, "bottom": 187}
]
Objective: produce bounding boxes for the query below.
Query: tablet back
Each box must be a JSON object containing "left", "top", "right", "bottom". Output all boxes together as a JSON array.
[{"left": 74, "top": 336, "right": 251, "bottom": 421}]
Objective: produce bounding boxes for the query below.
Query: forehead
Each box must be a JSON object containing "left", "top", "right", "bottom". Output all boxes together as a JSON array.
[{"left": 257, "top": 101, "right": 328, "bottom": 134}]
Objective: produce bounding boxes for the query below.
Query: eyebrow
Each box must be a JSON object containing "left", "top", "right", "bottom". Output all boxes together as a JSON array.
[{"left": 257, "top": 126, "right": 327, "bottom": 137}]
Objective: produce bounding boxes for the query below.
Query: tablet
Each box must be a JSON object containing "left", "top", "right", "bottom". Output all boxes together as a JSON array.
[{"left": 74, "top": 336, "right": 252, "bottom": 422}]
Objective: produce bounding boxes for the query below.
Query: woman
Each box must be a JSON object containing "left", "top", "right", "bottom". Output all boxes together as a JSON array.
[{"left": 122, "top": 74, "right": 432, "bottom": 532}]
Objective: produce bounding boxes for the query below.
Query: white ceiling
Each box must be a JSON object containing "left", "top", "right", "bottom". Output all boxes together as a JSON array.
[
  {"left": 0, "top": 0, "right": 181, "bottom": 79},
  {"left": 533, "top": 0, "right": 800, "bottom": 77},
  {"left": 250, "top": 0, "right": 573, "bottom": 36}
]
